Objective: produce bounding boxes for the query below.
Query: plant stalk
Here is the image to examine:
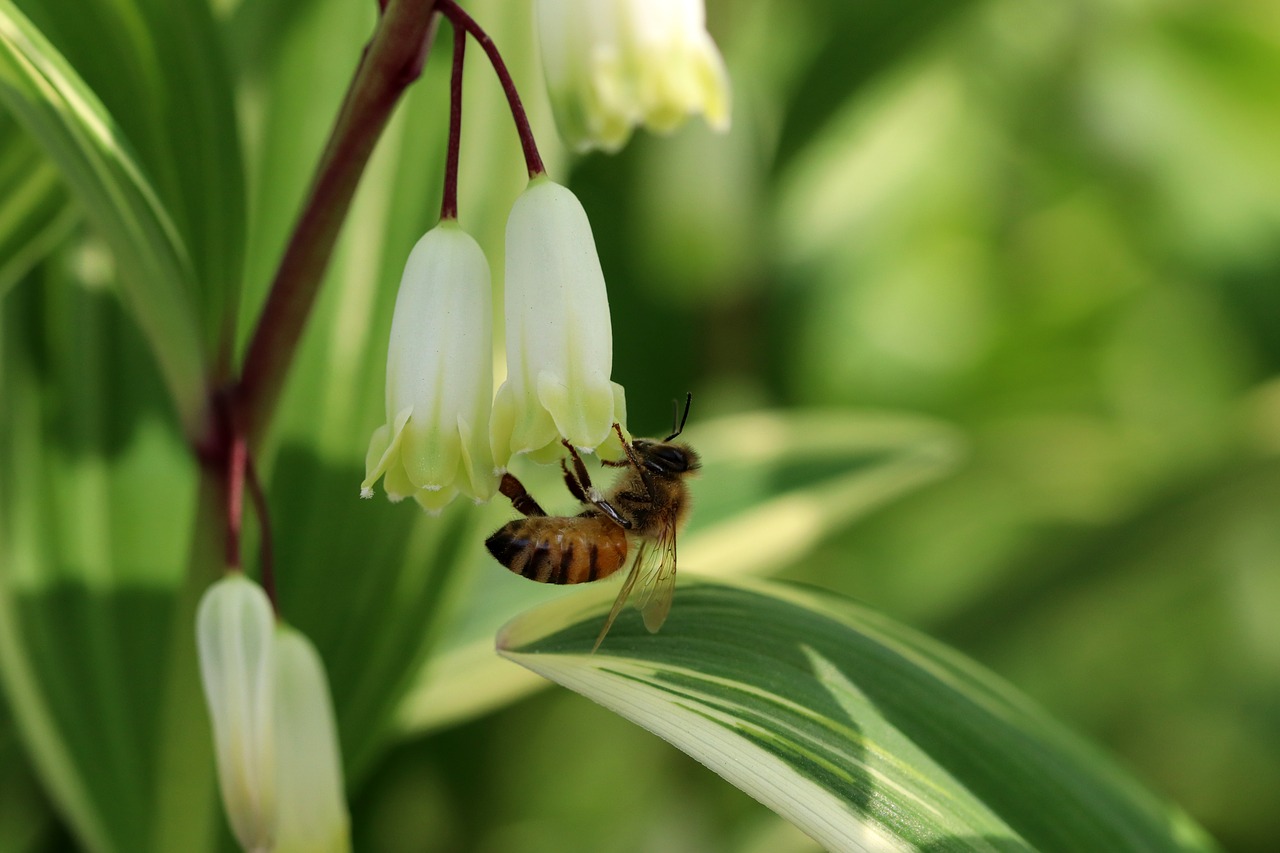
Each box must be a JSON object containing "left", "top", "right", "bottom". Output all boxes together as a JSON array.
[
  {"left": 235, "top": 0, "right": 442, "bottom": 448},
  {"left": 439, "top": 0, "right": 545, "bottom": 177},
  {"left": 440, "top": 21, "right": 465, "bottom": 220}
]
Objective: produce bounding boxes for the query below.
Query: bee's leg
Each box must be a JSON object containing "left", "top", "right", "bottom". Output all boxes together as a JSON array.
[
  {"left": 561, "top": 439, "right": 597, "bottom": 495},
  {"left": 612, "top": 423, "right": 656, "bottom": 500},
  {"left": 593, "top": 500, "right": 632, "bottom": 529},
  {"left": 599, "top": 427, "right": 633, "bottom": 468},
  {"left": 560, "top": 460, "right": 589, "bottom": 502},
  {"left": 562, "top": 440, "right": 632, "bottom": 529},
  {"left": 498, "top": 472, "right": 547, "bottom": 517}
]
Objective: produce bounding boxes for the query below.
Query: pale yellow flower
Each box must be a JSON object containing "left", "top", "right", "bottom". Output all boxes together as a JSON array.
[
  {"left": 362, "top": 221, "right": 497, "bottom": 511},
  {"left": 490, "top": 178, "right": 628, "bottom": 466},
  {"left": 536, "top": 0, "right": 731, "bottom": 153}
]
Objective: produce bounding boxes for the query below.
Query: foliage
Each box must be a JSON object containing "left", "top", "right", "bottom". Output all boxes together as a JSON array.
[{"left": 2, "top": 0, "right": 1278, "bottom": 851}]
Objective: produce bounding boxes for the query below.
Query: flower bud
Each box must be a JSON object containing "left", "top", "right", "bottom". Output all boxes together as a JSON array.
[
  {"left": 271, "top": 626, "right": 350, "bottom": 853},
  {"left": 197, "top": 574, "right": 277, "bottom": 852},
  {"left": 197, "top": 576, "right": 351, "bottom": 853},
  {"left": 490, "top": 178, "right": 628, "bottom": 466},
  {"left": 361, "top": 221, "right": 498, "bottom": 511},
  {"left": 535, "top": 0, "right": 731, "bottom": 153}
]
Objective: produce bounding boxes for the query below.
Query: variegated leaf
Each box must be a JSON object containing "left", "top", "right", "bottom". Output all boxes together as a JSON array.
[{"left": 498, "top": 577, "right": 1218, "bottom": 853}]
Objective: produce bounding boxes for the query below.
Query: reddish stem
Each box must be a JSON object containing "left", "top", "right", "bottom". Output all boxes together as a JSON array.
[
  {"left": 225, "top": 434, "right": 247, "bottom": 569},
  {"left": 245, "top": 457, "right": 278, "bottom": 614},
  {"left": 439, "top": 0, "right": 545, "bottom": 178},
  {"left": 236, "top": 0, "right": 441, "bottom": 448},
  {"left": 440, "top": 21, "right": 465, "bottom": 220}
]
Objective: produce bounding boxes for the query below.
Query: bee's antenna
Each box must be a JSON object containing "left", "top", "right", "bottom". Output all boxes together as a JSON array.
[{"left": 664, "top": 392, "right": 693, "bottom": 442}]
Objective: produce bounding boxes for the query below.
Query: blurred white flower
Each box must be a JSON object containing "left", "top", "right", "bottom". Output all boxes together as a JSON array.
[
  {"left": 272, "top": 626, "right": 350, "bottom": 853},
  {"left": 197, "top": 575, "right": 351, "bottom": 853},
  {"left": 361, "top": 221, "right": 498, "bottom": 512},
  {"left": 536, "top": 0, "right": 731, "bottom": 153},
  {"left": 491, "top": 178, "right": 628, "bottom": 466},
  {"left": 197, "top": 574, "right": 277, "bottom": 852}
]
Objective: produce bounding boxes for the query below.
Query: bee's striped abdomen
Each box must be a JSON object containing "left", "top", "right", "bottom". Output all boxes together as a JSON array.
[{"left": 485, "top": 517, "right": 628, "bottom": 585}]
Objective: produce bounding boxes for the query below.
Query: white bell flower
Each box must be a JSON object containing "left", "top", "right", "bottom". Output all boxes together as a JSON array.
[
  {"left": 361, "top": 221, "right": 498, "bottom": 512},
  {"left": 491, "top": 178, "right": 628, "bottom": 466},
  {"left": 535, "top": 0, "right": 731, "bottom": 153}
]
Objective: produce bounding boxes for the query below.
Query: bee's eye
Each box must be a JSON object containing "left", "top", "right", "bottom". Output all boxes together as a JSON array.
[{"left": 645, "top": 444, "right": 689, "bottom": 474}]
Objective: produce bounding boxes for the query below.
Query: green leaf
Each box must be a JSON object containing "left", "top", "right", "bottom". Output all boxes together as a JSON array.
[
  {"left": 14, "top": 0, "right": 246, "bottom": 353},
  {"left": 498, "top": 577, "right": 1218, "bottom": 852},
  {"left": 395, "top": 410, "right": 961, "bottom": 733},
  {"left": 269, "top": 462, "right": 486, "bottom": 785},
  {"left": 0, "top": 259, "right": 196, "bottom": 853},
  {"left": 0, "top": 693, "right": 54, "bottom": 853},
  {"left": 0, "top": 113, "right": 74, "bottom": 297},
  {"left": 0, "top": 2, "right": 208, "bottom": 431}
]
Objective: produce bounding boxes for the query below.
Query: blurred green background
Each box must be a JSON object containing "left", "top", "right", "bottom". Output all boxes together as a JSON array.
[
  {"left": 569, "top": 1, "right": 1280, "bottom": 848},
  {"left": 3, "top": 0, "right": 1279, "bottom": 850}
]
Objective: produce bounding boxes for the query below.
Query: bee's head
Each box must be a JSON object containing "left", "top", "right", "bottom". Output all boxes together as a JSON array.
[{"left": 634, "top": 440, "right": 700, "bottom": 477}]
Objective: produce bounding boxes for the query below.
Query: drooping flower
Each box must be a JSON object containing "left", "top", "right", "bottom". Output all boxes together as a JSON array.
[
  {"left": 490, "top": 177, "right": 628, "bottom": 466},
  {"left": 196, "top": 575, "right": 351, "bottom": 853},
  {"left": 535, "top": 0, "right": 731, "bottom": 153},
  {"left": 361, "top": 220, "right": 498, "bottom": 512}
]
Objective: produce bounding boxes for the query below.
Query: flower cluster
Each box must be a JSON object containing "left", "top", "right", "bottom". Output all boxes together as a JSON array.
[
  {"left": 360, "top": 176, "right": 627, "bottom": 509},
  {"left": 358, "top": 0, "right": 729, "bottom": 509}
]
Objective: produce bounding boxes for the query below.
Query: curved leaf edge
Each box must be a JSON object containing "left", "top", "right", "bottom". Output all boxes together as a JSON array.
[{"left": 497, "top": 575, "right": 1219, "bottom": 853}]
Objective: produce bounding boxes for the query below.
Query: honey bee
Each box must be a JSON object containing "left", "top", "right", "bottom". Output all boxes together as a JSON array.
[{"left": 486, "top": 394, "right": 699, "bottom": 650}]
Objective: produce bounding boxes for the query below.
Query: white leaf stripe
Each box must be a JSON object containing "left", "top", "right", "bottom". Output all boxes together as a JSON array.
[
  {"left": 773, "top": 587, "right": 1203, "bottom": 850},
  {"left": 499, "top": 577, "right": 1216, "bottom": 852},
  {"left": 611, "top": 667, "right": 935, "bottom": 816},
  {"left": 0, "top": 2, "right": 206, "bottom": 429},
  {"left": 509, "top": 650, "right": 917, "bottom": 853},
  {"left": 596, "top": 658, "right": 1020, "bottom": 850}
]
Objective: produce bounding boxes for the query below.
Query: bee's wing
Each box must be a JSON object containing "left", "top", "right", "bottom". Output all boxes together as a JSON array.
[
  {"left": 592, "top": 541, "right": 649, "bottom": 653},
  {"left": 636, "top": 516, "right": 678, "bottom": 634},
  {"left": 591, "top": 515, "right": 680, "bottom": 651}
]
